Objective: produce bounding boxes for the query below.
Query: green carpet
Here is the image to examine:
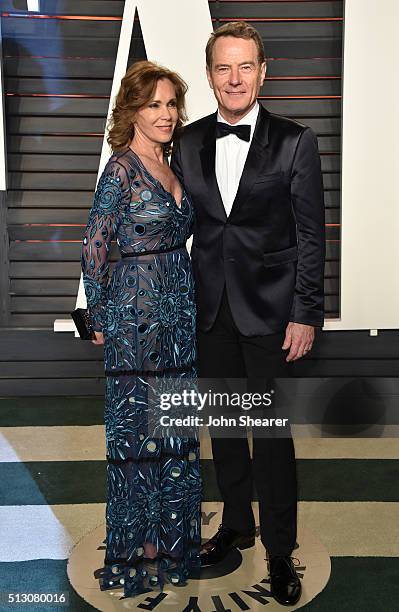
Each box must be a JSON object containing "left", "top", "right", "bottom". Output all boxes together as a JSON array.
[
  {"left": 1, "top": 459, "right": 398, "bottom": 505},
  {"left": 0, "top": 397, "right": 103, "bottom": 427}
]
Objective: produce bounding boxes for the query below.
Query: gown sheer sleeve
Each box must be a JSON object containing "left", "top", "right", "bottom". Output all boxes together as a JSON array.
[{"left": 81, "top": 158, "right": 130, "bottom": 332}]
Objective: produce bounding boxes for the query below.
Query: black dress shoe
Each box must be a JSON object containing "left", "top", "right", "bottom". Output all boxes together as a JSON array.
[
  {"left": 268, "top": 555, "right": 301, "bottom": 606},
  {"left": 200, "top": 524, "right": 256, "bottom": 566}
]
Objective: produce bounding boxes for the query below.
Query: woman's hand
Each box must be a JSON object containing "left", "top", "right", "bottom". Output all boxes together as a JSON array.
[{"left": 92, "top": 331, "right": 104, "bottom": 345}]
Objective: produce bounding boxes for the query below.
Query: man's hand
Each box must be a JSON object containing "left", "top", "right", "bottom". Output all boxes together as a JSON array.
[
  {"left": 92, "top": 331, "right": 104, "bottom": 345},
  {"left": 282, "top": 322, "right": 315, "bottom": 362}
]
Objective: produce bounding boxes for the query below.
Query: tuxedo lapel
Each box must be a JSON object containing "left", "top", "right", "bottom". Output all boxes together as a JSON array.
[
  {"left": 229, "top": 106, "right": 271, "bottom": 219},
  {"left": 199, "top": 113, "right": 227, "bottom": 222}
]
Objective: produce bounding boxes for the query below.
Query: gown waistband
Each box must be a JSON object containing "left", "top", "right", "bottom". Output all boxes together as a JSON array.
[{"left": 121, "top": 243, "right": 186, "bottom": 258}]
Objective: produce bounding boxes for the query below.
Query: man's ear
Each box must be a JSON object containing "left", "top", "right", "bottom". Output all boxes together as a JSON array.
[
  {"left": 260, "top": 61, "right": 267, "bottom": 86},
  {"left": 206, "top": 66, "right": 214, "bottom": 90}
]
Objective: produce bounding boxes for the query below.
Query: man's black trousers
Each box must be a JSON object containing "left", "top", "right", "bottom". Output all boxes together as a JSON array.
[{"left": 197, "top": 289, "right": 297, "bottom": 556}]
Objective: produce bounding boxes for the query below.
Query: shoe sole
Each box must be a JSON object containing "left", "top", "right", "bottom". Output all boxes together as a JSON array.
[{"left": 271, "top": 594, "right": 301, "bottom": 607}]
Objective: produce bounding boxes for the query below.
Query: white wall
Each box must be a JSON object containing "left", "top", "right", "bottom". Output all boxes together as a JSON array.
[{"left": 324, "top": 0, "right": 399, "bottom": 331}]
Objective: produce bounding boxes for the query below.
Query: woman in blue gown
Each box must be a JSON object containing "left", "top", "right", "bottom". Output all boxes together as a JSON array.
[{"left": 81, "top": 61, "right": 201, "bottom": 598}]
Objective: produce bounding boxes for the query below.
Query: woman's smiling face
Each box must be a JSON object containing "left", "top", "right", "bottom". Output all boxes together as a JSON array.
[{"left": 133, "top": 78, "right": 178, "bottom": 145}]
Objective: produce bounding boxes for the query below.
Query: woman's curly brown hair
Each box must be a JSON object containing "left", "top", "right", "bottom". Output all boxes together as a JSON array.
[{"left": 107, "top": 60, "right": 188, "bottom": 153}]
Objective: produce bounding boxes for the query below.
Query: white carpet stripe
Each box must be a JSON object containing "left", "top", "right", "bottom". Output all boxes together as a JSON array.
[
  {"left": 0, "top": 426, "right": 105, "bottom": 462},
  {"left": 293, "top": 437, "right": 399, "bottom": 459},
  {"left": 298, "top": 502, "right": 399, "bottom": 557},
  {"left": 0, "top": 504, "right": 105, "bottom": 562},
  {"left": 1, "top": 426, "right": 398, "bottom": 461},
  {"left": 1, "top": 502, "right": 397, "bottom": 562},
  {"left": 0, "top": 505, "right": 74, "bottom": 561},
  {"left": 0, "top": 432, "right": 22, "bottom": 462}
]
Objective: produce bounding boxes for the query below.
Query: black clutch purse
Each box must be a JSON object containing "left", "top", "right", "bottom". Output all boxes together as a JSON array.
[{"left": 71, "top": 308, "right": 95, "bottom": 340}]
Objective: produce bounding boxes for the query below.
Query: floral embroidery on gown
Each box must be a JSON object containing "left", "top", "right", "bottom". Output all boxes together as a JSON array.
[{"left": 81, "top": 148, "right": 201, "bottom": 598}]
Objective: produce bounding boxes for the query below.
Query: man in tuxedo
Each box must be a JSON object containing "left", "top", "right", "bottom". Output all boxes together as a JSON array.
[{"left": 171, "top": 21, "right": 325, "bottom": 606}]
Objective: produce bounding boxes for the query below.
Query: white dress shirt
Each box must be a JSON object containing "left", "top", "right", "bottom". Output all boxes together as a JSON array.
[{"left": 215, "top": 102, "right": 260, "bottom": 217}]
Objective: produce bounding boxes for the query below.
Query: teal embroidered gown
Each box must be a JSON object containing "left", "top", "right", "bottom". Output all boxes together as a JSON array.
[{"left": 81, "top": 148, "right": 201, "bottom": 598}]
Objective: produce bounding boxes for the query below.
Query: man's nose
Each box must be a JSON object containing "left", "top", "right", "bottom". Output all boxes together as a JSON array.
[{"left": 229, "top": 67, "right": 241, "bottom": 85}]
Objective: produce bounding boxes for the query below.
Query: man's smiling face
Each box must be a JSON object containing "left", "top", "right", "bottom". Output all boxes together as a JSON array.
[{"left": 206, "top": 35, "right": 266, "bottom": 124}]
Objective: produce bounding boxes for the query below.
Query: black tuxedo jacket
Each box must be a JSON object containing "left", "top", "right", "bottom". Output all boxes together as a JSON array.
[{"left": 171, "top": 105, "right": 325, "bottom": 336}]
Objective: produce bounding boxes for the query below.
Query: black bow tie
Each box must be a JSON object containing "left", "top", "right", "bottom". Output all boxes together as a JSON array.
[{"left": 216, "top": 122, "right": 251, "bottom": 142}]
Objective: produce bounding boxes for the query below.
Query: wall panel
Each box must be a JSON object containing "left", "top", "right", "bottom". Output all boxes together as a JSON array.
[{"left": 0, "top": 1, "right": 368, "bottom": 391}]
